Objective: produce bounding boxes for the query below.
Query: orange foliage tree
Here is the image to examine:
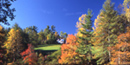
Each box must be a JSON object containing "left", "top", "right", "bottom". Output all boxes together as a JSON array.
[
  {"left": 58, "top": 34, "right": 80, "bottom": 64},
  {"left": 108, "top": 27, "right": 130, "bottom": 64},
  {"left": 20, "top": 44, "right": 37, "bottom": 65}
]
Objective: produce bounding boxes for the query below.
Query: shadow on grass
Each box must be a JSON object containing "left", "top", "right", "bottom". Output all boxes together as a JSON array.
[{"left": 35, "top": 50, "right": 58, "bottom": 55}]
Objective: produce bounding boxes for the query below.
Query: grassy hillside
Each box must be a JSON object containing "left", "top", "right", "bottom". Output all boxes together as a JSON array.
[{"left": 34, "top": 44, "right": 61, "bottom": 50}]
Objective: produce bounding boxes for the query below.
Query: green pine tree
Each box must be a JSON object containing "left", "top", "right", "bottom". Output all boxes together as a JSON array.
[
  {"left": 38, "top": 30, "right": 46, "bottom": 44},
  {"left": 92, "top": 0, "right": 127, "bottom": 64},
  {"left": 24, "top": 26, "right": 38, "bottom": 46},
  {"left": 0, "top": 25, "right": 6, "bottom": 64},
  {"left": 76, "top": 9, "right": 93, "bottom": 64}
]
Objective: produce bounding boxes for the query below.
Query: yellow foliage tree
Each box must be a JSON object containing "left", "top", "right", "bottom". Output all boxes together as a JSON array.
[
  {"left": 4, "top": 29, "right": 23, "bottom": 62},
  {"left": 54, "top": 32, "right": 58, "bottom": 38},
  {"left": 47, "top": 33, "right": 51, "bottom": 40},
  {"left": 76, "top": 14, "right": 87, "bottom": 42},
  {"left": 123, "top": 0, "right": 130, "bottom": 22}
]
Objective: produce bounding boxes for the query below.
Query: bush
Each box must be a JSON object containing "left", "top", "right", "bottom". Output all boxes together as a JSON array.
[{"left": 45, "top": 50, "right": 61, "bottom": 65}]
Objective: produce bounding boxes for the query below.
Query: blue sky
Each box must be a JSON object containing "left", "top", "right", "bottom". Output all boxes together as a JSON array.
[{"left": 2, "top": 0, "right": 124, "bottom": 34}]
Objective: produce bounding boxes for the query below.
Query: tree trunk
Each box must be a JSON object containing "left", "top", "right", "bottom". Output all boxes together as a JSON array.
[
  {"left": 118, "top": 49, "right": 120, "bottom": 64},
  {"left": 108, "top": 31, "right": 111, "bottom": 62}
]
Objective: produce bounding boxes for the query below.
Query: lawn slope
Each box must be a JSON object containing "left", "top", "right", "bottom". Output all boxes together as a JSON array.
[{"left": 34, "top": 44, "right": 61, "bottom": 50}]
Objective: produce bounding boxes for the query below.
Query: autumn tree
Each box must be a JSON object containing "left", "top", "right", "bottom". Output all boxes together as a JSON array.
[
  {"left": 92, "top": 0, "right": 127, "bottom": 64},
  {"left": 0, "top": 25, "right": 6, "bottom": 64},
  {"left": 59, "top": 34, "right": 80, "bottom": 64},
  {"left": 20, "top": 44, "right": 38, "bottom": 65},
  {"left": 4, "top": 29, "right": 23, "bottom": 62},
  {"left": 0, "top": 0, "right": 16, "bottom": 25},
  {"left": 123, "top": 0, "right": 130, "bottom": 22},
  {"left": 123, "top": 0, "right": 130, "bottom": 27},
  {"left": 46, "top": 33, "right": 57, "bottom": 44},
  {"left": 54, "top": 31, "right": 59, "bottom": 39},
  {"left": 76, "top": 9, "right": 93, "bottom": 64},
  {"left": 108, "top": 27, "right": 130, "bottom": 64},
  {"left": 76, "top": 14, "right": 86, "bottom": 38},
  {"left": 43, "top": 25, "right": 60, "bottom": 44}
]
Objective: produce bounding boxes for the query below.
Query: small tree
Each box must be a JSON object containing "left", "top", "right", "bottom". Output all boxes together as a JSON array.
[
  {"left": 59, "top": 34, "right": 80, "bottom": 64},
  {"left": 21, "top": 44, "right": 38, "bottom": 65}
]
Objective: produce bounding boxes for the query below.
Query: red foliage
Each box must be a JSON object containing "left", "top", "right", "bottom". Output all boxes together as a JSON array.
[{"left": 20, "top": 44, "right": 37, "bottom": 65}]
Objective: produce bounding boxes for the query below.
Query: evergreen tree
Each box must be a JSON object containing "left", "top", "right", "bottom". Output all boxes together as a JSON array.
[
  {"left": 76, "top": 9, "right": 93, "bottom": 64},
  {"left": 60, "top": 31, "right": 64, "bottom": 38},
  {"left": 92, "top": 0, "right": 127, "bottom": 64},
  {"left": 60, "top": 31, "right": 68, "bottom": 39},
  {"left": 51, "top": 25, "right": 55, "bottom": 33},
  {"left": 12, "top": 23, "right": 22, "bottom": 31},
  {"left": 38, "top": 30, "right": 46, "bottom": 44},
  {"left": 44, "top": 25, "right": 51, "bottom": 37},
  {"left": 24, "top": 26, "right": 38, "bottom": 46},
  {"left": 0, "top": 25, "right": 6, "bottom": 64},
  {"left": 12, "top": 23, "right": 28, "bottom": 50}
]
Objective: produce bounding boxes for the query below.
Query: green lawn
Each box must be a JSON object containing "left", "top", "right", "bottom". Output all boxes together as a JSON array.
[{"left": 34, "top": 44, "right": 61, "bottom": 50}]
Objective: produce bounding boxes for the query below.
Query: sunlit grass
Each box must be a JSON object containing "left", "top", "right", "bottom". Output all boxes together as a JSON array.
[{"left": 34, "top": 44, "right": 61, "bottom": 50}]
